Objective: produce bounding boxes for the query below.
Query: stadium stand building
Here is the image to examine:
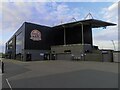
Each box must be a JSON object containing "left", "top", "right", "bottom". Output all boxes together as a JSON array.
[{"left": 5, "top": 19, "right": 116, "bottom": 61}]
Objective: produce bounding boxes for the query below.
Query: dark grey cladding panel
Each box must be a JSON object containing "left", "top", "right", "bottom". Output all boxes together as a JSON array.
[{"left": 24, "top": 22, "right": 53, "bottom": 50}]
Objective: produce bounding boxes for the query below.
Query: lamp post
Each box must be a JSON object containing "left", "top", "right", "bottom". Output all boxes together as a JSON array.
[
  {"left": 72, "top": 18, "right": 85, "bottom": 60},
  {"left": 111, "top": 40, "right": 116, "bottom": 51}
]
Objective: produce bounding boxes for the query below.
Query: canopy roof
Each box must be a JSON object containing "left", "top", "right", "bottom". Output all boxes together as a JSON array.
[{"left": 54, "top": 19, "right": 116, "bottom": 28}]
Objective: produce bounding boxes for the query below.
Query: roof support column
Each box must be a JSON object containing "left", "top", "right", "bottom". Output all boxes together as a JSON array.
[{"left": 62, "top": 25, "right": 66, "bottom": 45}]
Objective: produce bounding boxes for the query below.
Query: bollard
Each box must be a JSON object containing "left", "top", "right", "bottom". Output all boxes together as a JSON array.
[{"left": 2, "top": 61, "right": 4, "bottom": 73}]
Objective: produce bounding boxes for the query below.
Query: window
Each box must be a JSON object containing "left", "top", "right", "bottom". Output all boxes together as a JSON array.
[
  {"left": 16, "top": 32, "right": 23, "bottom": 59},
  {"left": 8, "top": 40, "right": 12, "bottom": 45},
  {"left": 8, "top": 40, "right": 13, "bottom": 49}
]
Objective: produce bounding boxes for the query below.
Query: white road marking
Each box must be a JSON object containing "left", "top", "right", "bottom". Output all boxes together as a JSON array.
[{"left": 6, "top": 79, "right": 12, "bottom": 90}]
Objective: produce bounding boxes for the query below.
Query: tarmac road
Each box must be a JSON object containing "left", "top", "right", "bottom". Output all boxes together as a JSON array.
[
  {"left": 1, "top": 58, "right": 118, "bottom": 89},
  {"left": 9, "top": 70, "right": 118, "bottom": 88}
]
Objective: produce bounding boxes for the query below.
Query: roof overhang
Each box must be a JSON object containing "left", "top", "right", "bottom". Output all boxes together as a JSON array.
[{"left": 53, "top": 19, "right": 116, "bottom": 28}]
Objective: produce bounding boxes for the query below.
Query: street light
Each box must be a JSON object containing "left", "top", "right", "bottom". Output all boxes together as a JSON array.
[
  {"left": 111, "top": 40, "right": 116, "bottom": 51},
  {"left": 72, "top": 17, "right": 85, "bottom": 60}
]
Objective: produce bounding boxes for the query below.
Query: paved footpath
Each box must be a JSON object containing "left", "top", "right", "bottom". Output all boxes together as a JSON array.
[{"left": 1, "top": 58, "right": 119, "bottom": 89}]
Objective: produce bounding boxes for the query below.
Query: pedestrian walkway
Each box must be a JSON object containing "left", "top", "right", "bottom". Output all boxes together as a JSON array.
[{"left": 0, "top": 59, "right": 2, "bottom": 75}]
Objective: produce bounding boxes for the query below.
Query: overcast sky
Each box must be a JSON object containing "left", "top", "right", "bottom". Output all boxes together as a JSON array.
[{"left": 0, "top": 0, "right": 119, "bottom": 53}]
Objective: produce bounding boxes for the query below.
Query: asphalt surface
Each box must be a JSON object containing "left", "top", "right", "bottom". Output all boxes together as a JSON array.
[{"left": 1, "top": 58, "right": 118, "bottom": 89}]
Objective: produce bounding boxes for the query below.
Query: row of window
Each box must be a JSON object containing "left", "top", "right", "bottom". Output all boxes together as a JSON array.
[{"left": 6, "top": 32, "right": 23, "bottom": 59}]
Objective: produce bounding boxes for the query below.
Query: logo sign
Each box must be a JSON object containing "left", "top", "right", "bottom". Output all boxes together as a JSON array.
[{"left": 30, "top": 29, "right": 42, "bottom": 41}]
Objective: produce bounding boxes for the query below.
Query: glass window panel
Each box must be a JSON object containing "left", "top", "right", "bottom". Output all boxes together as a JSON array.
[{"left": 16, "top": 32, "right": 23, "bottom": 59}]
